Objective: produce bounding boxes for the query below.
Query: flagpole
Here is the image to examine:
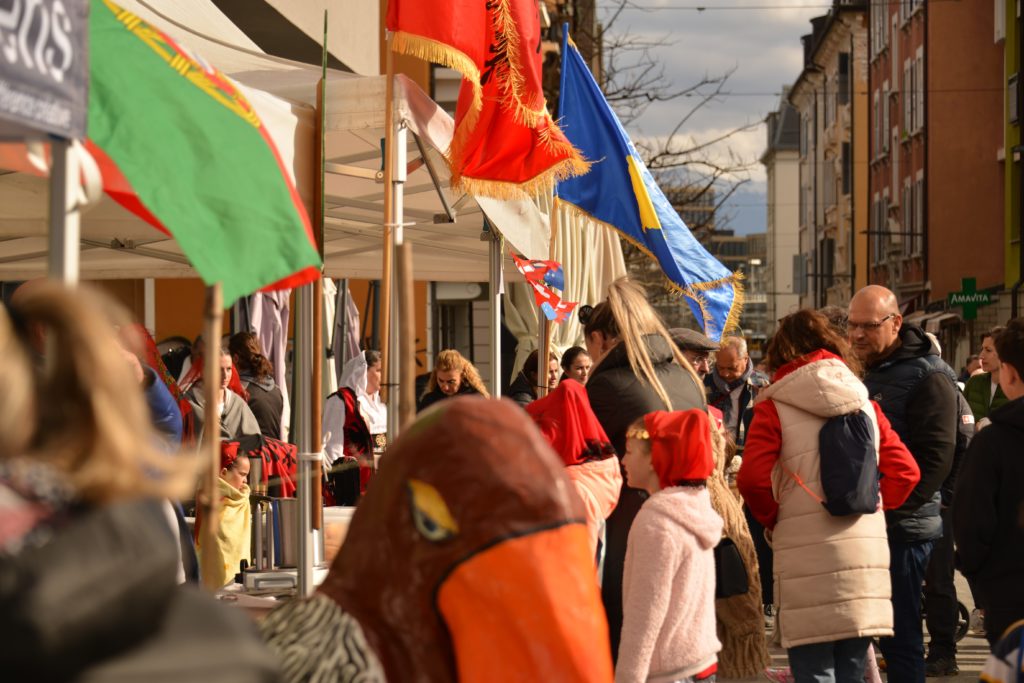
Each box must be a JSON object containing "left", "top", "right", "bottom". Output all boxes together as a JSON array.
[
  {"left": 538, "top": 196, "right": 559, "bottom": 398},
  {"left": 380, "top": 31, "right": 397, "bottom": 441},
  {"left": 199, "top": 283, "right": 224, "bottom": 590}
]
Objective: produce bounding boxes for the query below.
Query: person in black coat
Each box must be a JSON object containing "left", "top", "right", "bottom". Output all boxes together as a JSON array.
[
  {"left": 507, "top": 348, "right": 560, "bottom": 407},
  {"left": 416, "top": 349, "right": 490, "bottom": 412},
  {"left": 849, "top": 285, "right": 958, "bottom": 683},
  {"left": 954, "top": 318, "right": 1024, "bottom": 648},
  {"left": 582, "top": 278, "right": 707, "bottom": 663},
  {"left": 229, "top": 332, "right": 284, "bottom": 440}
]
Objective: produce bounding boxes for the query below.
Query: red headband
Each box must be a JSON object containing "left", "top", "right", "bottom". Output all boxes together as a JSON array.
[
  {"left": 220, "top": 441, "right": 240, "bottom": 471},
  {"left": 643, "top": 409, "right": 714, "bottom": 488}
]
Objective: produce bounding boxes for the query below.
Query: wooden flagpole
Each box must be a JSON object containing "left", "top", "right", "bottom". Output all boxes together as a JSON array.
[
  {"left": 198, "top": 283, "right": 224, "bottom": 590},
  {"left": 538, "top": 197, "right": 559, "bottom": 398}
]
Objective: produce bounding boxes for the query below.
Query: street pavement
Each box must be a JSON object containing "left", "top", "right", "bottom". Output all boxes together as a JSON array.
[{"left": 726, "top": 573, "right": 991, "bottom": 682}]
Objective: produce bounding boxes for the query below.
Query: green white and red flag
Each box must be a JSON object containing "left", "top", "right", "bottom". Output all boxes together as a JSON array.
[{"left": 85, "top": 0, "right": 321, "bottom": 303}]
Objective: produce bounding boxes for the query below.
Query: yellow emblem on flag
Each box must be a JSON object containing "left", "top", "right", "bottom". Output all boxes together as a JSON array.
[{"left": 627, "top": 155, "right": 661, "bottom": 232}]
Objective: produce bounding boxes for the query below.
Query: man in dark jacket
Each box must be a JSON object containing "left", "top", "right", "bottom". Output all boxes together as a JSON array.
[
  {"left": 954, "top": 317, "right": 1024, "bottom": 648},
  {"left": 849, "top": 285, "right": 957, "bottom": 683},
  {"left": 703, "top": 335, "right": 769, "bottom": 448}
]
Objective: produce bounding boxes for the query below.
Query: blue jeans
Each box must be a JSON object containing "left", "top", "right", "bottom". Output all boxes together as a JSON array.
[
  {"left": 788, "top": 637, "right": 871, "bottom": 683},
  {"left": 878, "top": 538, "right": 935, "bottom": 683}
]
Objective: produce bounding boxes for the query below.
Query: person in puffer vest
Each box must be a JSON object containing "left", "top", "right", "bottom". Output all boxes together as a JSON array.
[
  {"left": 848, "top": 286, "right": 959, "bottom": 683},
  {"left": 739, "top": 309, "right": 920, "bottom": 683}
]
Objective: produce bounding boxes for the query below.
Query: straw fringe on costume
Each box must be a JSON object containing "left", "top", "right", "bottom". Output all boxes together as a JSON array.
[{"left": 707, "top": 433, "right": 770, "bottom": 678}]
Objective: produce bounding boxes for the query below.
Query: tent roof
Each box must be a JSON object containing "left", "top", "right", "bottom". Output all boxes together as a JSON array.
[{"left": 0, "top": 0, "right": 549, "bottom": 283}]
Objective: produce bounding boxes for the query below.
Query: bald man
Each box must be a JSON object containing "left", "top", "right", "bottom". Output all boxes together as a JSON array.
[{"left": 848, "top": 285, "right": 959, "bottom": 682}]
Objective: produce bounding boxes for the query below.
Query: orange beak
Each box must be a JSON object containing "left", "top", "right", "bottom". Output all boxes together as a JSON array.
[{"left": 437, "top": 523, "right": 613, "bottom": 682}]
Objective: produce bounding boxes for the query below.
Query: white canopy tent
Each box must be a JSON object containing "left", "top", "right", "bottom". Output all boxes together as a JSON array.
[{"left": 0, "top": 0, "right": 551, "bottom": 281}]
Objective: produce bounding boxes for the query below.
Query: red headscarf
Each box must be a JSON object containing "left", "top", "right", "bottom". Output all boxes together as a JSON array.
[
  {"left": 525, "top": 380, "right": 615, "bottom": 467},
  {"left": 643, "top": 409, "right": 714, "bottom": 488}
]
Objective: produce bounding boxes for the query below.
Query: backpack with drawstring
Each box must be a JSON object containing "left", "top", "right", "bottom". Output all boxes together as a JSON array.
[{"left": 787, "top": 410, "right": 879, "bottom": 516}]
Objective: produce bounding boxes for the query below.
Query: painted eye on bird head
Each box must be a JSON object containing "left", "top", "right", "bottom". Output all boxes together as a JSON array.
[{"left": 407, "top": 479, "right": 459, "bottom": 542}]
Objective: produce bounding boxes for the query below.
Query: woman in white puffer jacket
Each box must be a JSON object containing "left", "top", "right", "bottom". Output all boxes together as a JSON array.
[{"left": 738, "top": 310, "right": 921, "bottom": 683}]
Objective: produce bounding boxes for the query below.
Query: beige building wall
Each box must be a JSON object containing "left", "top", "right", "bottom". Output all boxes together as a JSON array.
[{"left": 766, "top": 149, "right": 802, "bottom": 322}]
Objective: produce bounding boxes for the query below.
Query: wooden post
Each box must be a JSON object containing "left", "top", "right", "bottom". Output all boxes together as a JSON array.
[
  {"left": 199, "top": 283, "right": 224, "bottom": 590},
  {"left": 397, "top": 241, "right": 416, "bottom": 427},
  {"left": 537, "top": 198, "right": 559, "bottom": 398}
]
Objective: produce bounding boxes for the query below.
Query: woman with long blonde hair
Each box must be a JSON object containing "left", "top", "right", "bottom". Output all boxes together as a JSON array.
[
  {"left": 582, "top": 276, "right": 707, "bottom": 662},
  {"left": 0, "top": 283, "right": 275, "bottom": 680},
  {"left": 417, "top": 349, "right": 490, "bottom": 412}
]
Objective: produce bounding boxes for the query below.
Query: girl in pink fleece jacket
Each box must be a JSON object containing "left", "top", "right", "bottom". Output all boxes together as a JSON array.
[{"left": 618, "top": 409, "right": 724, "bottom": 683}]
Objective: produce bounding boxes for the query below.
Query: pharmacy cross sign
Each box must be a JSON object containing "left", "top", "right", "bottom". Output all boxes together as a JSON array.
[{"left": 947, "top": 278, "right": 992, "bottom": 320}]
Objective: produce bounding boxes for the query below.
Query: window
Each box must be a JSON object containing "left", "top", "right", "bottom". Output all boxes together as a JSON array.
[
  {"left": 883, "top": 82, "right": 891, "bottom": 152},
  {"left": 996, "top": 0, "right": 1007, "bottom": 42},
  {"left": 873, "top": 91, "right": 881, "bottom": 157},
  {"left": 903, "top": 179, "right": 913, "bottom": 257},
  {"left": 842, "top": 143, "right": 851, "bottom": 195},
  {"left": 903, "top": 60, "right": 913, "bottom": 134},
  {"left": 1010, "top": 73, "right": 1020, "bottom": 125},
  {"left": 825, "top": 76, "right": 836, "bottom": 126},
  {"left": 892, "top": 127, "right": 900, "bottom": 197},
  {"left": 838, "top": 53, "right": 850, "bottom": 106},
  {"left": 913, "top": 176, "right": 924, "bottom": 255},
  {"left": 820, "top": 238, "right": 836, "bottom": 292},
  {"left": 914, "top": 50, "right": 925, "bottom": 132},
  {"left": 872, "top": 193, "right": 883, "bottom": 264}
]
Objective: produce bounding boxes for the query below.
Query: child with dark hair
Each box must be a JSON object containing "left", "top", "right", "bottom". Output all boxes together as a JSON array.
[
  {"left": 617, "top": 409, "right": 722, "bottom": 683},
  {"left": 954, "top": 318, "right": 1024, "bottom": 647}
]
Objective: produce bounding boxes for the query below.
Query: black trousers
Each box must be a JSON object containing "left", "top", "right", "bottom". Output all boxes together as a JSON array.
[
  {"left": 744, "top": 505, "right": 774, "bottom": 606},
  {"left": 601, "top": 484, "right": 646, "bottom": 664},
  {"left": 924, "top": 507, "right": 958, "bottom": 657}
]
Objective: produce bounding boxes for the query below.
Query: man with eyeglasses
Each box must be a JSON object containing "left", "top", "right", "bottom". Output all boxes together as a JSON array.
[
  {"left": 848, "top": 285, "right": 958, "bottom": 682},
  {"left": 668, "top": 327, "right": 718, "bottom": 381}
]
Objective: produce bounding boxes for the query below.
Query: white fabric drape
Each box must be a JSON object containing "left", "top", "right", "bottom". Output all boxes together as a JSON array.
[{"left": 503, "top": 197, "right": 627, "bottom": 378}]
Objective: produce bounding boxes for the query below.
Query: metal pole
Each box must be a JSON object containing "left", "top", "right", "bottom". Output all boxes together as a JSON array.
[
  {"left": 387, "top": 124, "right": 407, "bottom": 440},
  {"left": 296, "top": 451, "right": 321, "bottom": 597},
  {"left": 380, "top": 36, "right": 395, "bottom": 408},
  {"left": 47, "top": 138, "right": 80, "bottom": 283},
  {"left": 489, "top": 230, "right": 504, "bottom": 397},
  {"left": 338, "top": 278, "right": 349, "bottom": 366}
]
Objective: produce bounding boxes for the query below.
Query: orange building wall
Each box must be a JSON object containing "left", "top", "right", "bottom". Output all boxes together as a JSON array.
[{"left": 927, "top": 2, "right": 1005, "bottom": 300}]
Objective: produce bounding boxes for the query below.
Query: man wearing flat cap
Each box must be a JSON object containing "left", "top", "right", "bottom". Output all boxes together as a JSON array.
[{"left": 669, "top": 328, "right": 718, "bottom": 381}]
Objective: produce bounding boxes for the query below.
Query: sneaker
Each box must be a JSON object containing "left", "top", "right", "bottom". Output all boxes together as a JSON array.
[
  {"left": 925, "top": 656, "right": 959, "bottom": 677},
  {"left": 763, "top": 667, "right": 794, "bottom": 682},
  {"left": 763, "top": 604, "right": 775, "bottom": 629},
  {"left": 970, "top": 608, "right": 986, "bottom": 637}
]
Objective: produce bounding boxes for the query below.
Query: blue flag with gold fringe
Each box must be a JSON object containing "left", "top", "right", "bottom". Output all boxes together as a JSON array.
[{"left": 556, "top": 30, "right": 743, "bottom": 341}]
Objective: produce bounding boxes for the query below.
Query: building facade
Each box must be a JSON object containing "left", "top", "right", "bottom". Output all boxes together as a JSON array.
[
  {"left": 761, "top": 89, "right": 802, "bottom": 328},
  {"left": 867, "top": 0, "right": 1005, "bottom": 364},
  {"left": 790, "top": 1, "right": 870, "bottom": 311}
]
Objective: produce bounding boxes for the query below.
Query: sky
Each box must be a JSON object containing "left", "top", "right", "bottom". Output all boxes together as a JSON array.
[{"left": 596, "top": 1, "right": 825, "bottom": 235}]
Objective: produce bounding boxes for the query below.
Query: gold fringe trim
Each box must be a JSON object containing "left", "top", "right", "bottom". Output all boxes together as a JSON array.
[
  {"left": 560, "top": 201, "right": 745, "bottom": 337},
  {"left": 453, "top": 154, "right": 587, "bottom": 200},
  {"left": 391, "top": 31, "right": 482, "bottom": 167},
  {"left": 489, "top": 0, "right": 547, "bottom": 128}
]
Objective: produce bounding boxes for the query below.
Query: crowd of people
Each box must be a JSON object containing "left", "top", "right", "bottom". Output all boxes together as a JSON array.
[{"left": 2, "top": 276, "right": 1024, "bottom": 682}]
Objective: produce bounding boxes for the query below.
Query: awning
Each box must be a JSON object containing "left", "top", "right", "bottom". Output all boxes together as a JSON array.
[
  {"left": 925, "top": 312, "right": 961, "bottom": 334},
  {"left": 0, "top": 0, "right": 551, "bottom": 283}
]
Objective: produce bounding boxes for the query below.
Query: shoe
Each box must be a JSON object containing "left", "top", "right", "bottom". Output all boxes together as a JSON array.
[
  {"left": 970, "top": 608, "right": 986, "bottom": 637},
  {"left": 763, "top": 667, "right": 794, "bottom": 682},
  {"left": 763, "top": 604, "right": 775, "bottom": 629},
  {"left": 925, "top": 656, "right": 959, "bottom": 677}
]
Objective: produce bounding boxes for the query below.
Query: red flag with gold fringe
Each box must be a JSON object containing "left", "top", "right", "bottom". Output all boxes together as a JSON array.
[{"left": 386, "top": 0, "right": 587, "bottom": 199}]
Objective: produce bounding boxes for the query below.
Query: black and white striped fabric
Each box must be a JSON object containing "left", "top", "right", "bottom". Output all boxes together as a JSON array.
[{"left": 260, "top": 593, "right": 386, "bottom": 682}]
